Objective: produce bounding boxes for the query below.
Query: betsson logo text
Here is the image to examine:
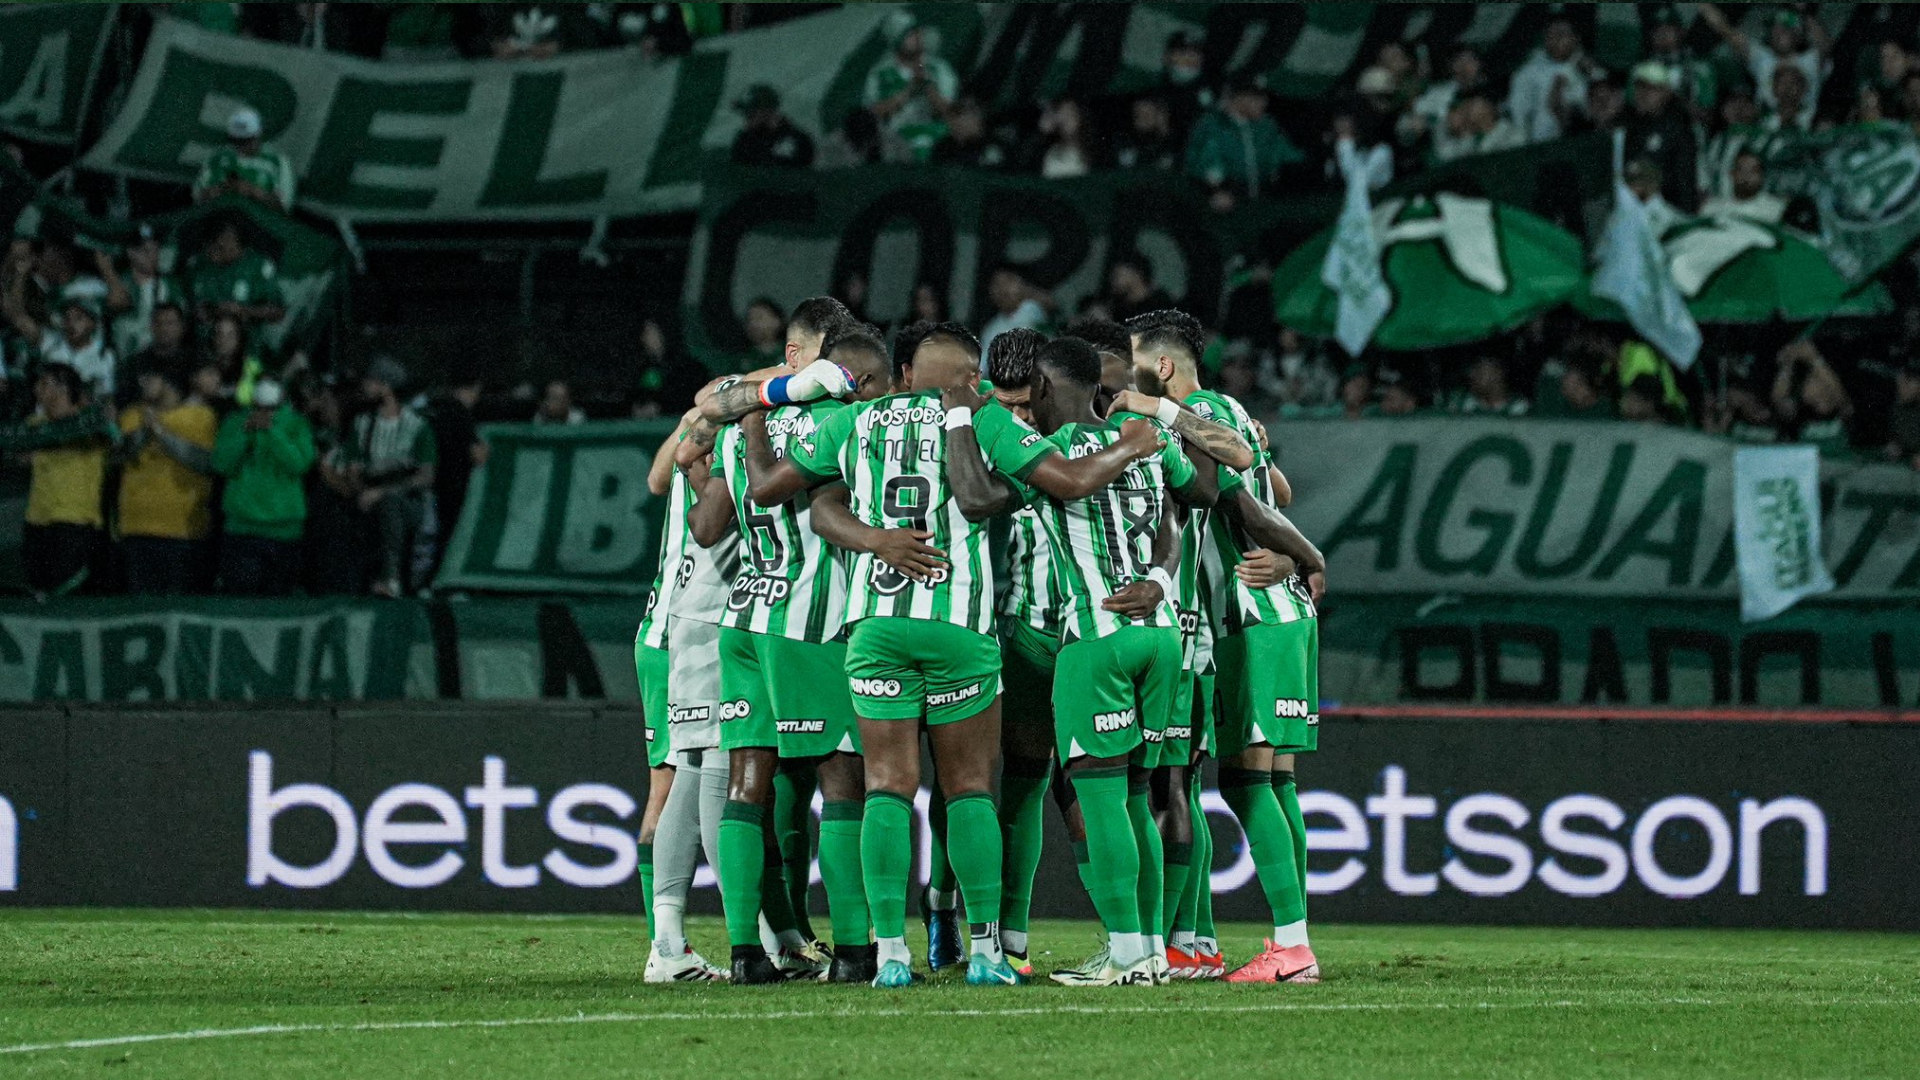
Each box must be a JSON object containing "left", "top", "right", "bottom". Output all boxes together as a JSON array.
[
  {"left": 247, "top": 752, "right": 636, "bottom": 890},
  {"left": 1299, "top": 766, "right": 1827, "bottom": 899}
]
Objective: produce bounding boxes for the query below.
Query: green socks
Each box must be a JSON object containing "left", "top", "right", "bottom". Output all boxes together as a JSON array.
[
  {"left": 1274, "top": 769, "right": 1309, "bottom": 913},
  {"left": 926, "top": 792, "right": 956, "bottom": 906},
  {"left": 862, "top": 791, "right": 915, "bottom": 941},
  {"left": 1220, "top": 767, "right": 1306, "bottom": 929},
  {"left": 819, "top": 800, "right": 870, "bottom": 947},
  {"left": 637, "top": 841, "right": 655, "bottom": 938},
  {"left": 1070, "top": 767, "right": 1141, "bottom": 936},
  {"left": 1190, "top": 777, "right": 1216, "bottom": 942},
  {"left": 997, "top": 758, "right": 1052, "bottom": 939},
  {"left": 773, "top": 762, "right": 818, "bottom": 940},
  {"left": 1126, "top": 780, "right": 1163, "bottom": 947},
  {"left": 717, "top": 800, "right": 767, "bottom": 948},
  {"left": 943, "top": 791, "right": 1003, "bottom": 927},
  {"left": 1161, "top": 841, "right": 1191, "bottom": 940}
]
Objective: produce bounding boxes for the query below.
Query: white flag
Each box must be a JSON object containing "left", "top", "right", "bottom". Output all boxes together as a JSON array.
[
  {"left": 1320, "top": 137, "right": 1390, "bottom": 358},
  {"left": 1592, "top": 176, "right": 1701, "bottom": 371},
  {"left": 1733, "top": 446, "right": 1836, "bottom": 621}
]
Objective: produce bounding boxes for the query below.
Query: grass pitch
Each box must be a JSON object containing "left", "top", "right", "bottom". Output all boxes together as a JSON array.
[{"left": 2, "top": 910, "right": 1917, "bottom": 1079}]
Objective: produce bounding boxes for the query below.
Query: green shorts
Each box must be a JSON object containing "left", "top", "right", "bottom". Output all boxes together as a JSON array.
[
  {"left": 845, "top": 617, "right": 1001, "bottom": 725},
  {"left": 1165, "top": 669, "right": 1202, "bottom": 765},
  {"left": 636, "top": 642, "right": 671, "bottom": 769},
  {"left": 1214, "top": 618, "right": 1319, "bottom": 757},
  {"left": 999, "top": 616, "right": 1060, "bottom": 732},
  {"left": 718, "top": 627, "right": 861, "bottom": 757},
  {"left": 1052, "top": 625, "right": 1182, "bottom": 765}
]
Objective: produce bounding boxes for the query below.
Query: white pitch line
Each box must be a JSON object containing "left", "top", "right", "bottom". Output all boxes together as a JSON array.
[{"left": 4, "top": 998, "right": 1917, "bottom": 1058}]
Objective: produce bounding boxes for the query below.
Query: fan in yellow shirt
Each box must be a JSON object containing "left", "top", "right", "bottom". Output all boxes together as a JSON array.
[{"left": 117, "top": 363, "right": 219, "bottom": 595}]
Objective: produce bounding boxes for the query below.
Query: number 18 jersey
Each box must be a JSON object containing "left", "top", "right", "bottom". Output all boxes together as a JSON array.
[
  {"left": 713, "top": 401, "right": 848, "bottom": 643},
  {"left": 788, "top": 393, "right": 1055, "bottom": 636}
]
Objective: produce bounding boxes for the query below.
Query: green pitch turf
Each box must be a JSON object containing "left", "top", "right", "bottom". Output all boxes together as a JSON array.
[{"left": 2, "top": 910, "right": 1917, "bottom": 1079}]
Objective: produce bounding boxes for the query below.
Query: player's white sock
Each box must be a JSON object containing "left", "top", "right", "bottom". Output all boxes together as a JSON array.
[
  {"left": 655, "top": 900, "right": 688, "bottom": 957},
  {"left": 776, "top": 928, "right": 807, "bottom": 952},
  {"left": 1171, "top": 930, "right": 1197, "bottom": 951},
  {"left": 1274, "top": 920, "right": 1310, "bottom": 949},
  {"left": 1150, "top": 933, "right": 1165, "bottom": 959},
  {"left": 927, "top": 888, "right": 959, "bottom": 912},
  {"left": 1196, "top": 936, "right": 1220, "bottom": 956},
  {"left": 970, "top": 922, "right": 1004, "bottom": 964},
  {"left": 877, "top": 936, "right": 912, "bottom": 967},
  {"left": 758, "top": 915, "right": 781, "bottom": 956},
  {"left": 1000, "top": 928, "right": 1029, "bottom": 956},
  {"left": 1108, "top": 932, "right": 1146, "bottom": 967}
]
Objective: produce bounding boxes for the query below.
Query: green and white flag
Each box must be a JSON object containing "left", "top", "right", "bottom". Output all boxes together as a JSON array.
[
  {"left": 1592, "top": 177, "right": 1701, "bottom": 370},
  {"left": 1274, "top": 193, "right": 1585, "bottom": 351},
  {"left": 0, "top": 4, "right": 115, "bottom": 145},
  {"left": 1733, "top": 446, "right": 1835, "bottom": 622},
  {"left": 1664, "top": 216, "right": 1891, "bottom": 323},
  {"left": 1765, "top": 124, "right": 1920, "bottom": 284},
  {"left": 1320, "top": 137, "right": 1389, "bottom": 358}
]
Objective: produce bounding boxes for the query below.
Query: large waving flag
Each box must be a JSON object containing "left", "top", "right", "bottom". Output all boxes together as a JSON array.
[
  {"left": 1591, "top": 134, "right": 1701, "bottom": 370},
  {"left": 1319, "top": 137, "right": 1391, "bottom": 358}
]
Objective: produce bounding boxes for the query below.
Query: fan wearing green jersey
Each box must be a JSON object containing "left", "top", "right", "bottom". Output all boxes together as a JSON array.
[
  {"left": 686, "top": 324, "right": 895, "bottom": 985},
  {"left": 745, "top": 323, "right": 1163, "bottom": 989},
  {"left": 948, "top": 335, "right": 1214, "bottom": 986},
  {"left": 1128, "top": 308, "right": 1329, "bottom": 985}
]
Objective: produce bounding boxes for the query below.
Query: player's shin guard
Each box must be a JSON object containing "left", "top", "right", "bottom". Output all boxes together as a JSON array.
[
  {"left": 997, "top": 757, "right": 1052, "bottom": 948},
  {"left": 717, "top": 800, "right": 769, "bottom": 948},
  {"left": 861, "top": 791, "right": 915, "bottom": 948},
  {"left": 819, "top": 800, "right": 871, "bottom": 948},
  {"left": 1126, "top": 778, "right": 1163, "bottom": 954},
  {"left": 944, "top": 791, "right": 1004, "bottom": 958},
  {"left": 1219, "top": 767, "right": 1306, "bottom": 933},
  {"left": 1274, "top": 770, "right": 1308, "bottom": 917},
  {"left": 774, "top": 761, "right": 819, "bottom": 940},
  {"left": 1070, "top": 767, "right": 1142, "bottom": 960}
]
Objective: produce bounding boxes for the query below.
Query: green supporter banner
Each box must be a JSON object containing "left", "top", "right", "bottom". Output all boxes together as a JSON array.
[
  {"left": 1273, "top": 418, "right": 1920, "bottom": 603},
  {"left": 0, "top": 599, "right": 431, "bottom": 703},
  {"left": 0, "top": 4, "right": 114, "bottom": 145},
  {"left": 434, "top": 420, "right": 678, "bottom": 595}
]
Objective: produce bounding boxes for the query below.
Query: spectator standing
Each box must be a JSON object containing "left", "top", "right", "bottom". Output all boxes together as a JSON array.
[
  {"left": 1623, "top": 63, "right": 1701, "bottom": 212},
  {"left": 349, "top": 358, "right": 438, "bottom": 597},
  {"left": 1701, "top": 84, "right": 1767, "bottom": 199},
  {"left": 1113, "top": 94, "right": 1180, "bottom": 171},
  {"left": 1154, "top": 31, "right": 1211, "bottom": 133},
  {"left": 203, "top": 311, "right": 268, "bottom": 407},
  {"left": 3, "top": 266, "right": 117, "bottom": 398},
  {"left": 729, "top": 85, "right": 815, "bottom": 169},
  {"left": 930, "top": 96, "right": 1010, "bottom": 168},
  {"left": 425, "top": 377, "right": 485, "bottom": 560},
  {"left": 1699, "top": 4, "right": 1830, "bottom": 123},
  {"left": 1256, "top": 328, "right": 1340, "bottom": 416},
  {"left": 1642, "top": 5, "right": 1719, "bottom": 117},
  {"left": 126, "top": 302, "right": 194, "bottom": 389},
  {"left": 211, "top": 378, "right": 315, "bottom": 594},
  {"left": 117, "top": 364, "right": 218, "bottom": 594},
  {"left": 0, "top": 364, "right": 113, "bottom": 597},
  {"left": 1534, "top": 355, "right": 1616, "bottom": 420},
  {"left": 298, "top": 374, "right": 362, "bottom": 595},
  {"left": 863, "top": 15, "right": 958, "bottom": 162},
  {"left": 1762, "top": 64, "right": 1818, "bottom": 133},
  {"left": 101, "top": 226, "right": 184, "bottom": 361},
  {"left": 1104, "top": 257, "right": 1172, "bottom": 324},
  {"left": 1376, "top": 366, "right": 1423, "bottom": 416},
  {"left": 1185, "top": 76, "right": 1303, "bottom": 211},
  {"left": 1626, "top": 158, "right": 1684, "bottom": 237},
  {"left": 194, "top": 107, "right": 296, "bottom": 213},
  {"left": 1338, "top": 364, "right": 1376, "bottom": 420},
  {"left": 978, "top": 264, "right": 1051, "bottom": 359},
  {"left": 188, "top": 215, "right": 287, "bottom": 342},
  {"left": 1027, "top": 98, "right": 1101, "bottom": 179},
  {"left": 533, "top": 379, "right": 585, "bottom": 424},
  {"left": 1431, "top": 91, "right": 1525, "bottom": 162},
  {"left": 742, "top": 297, "right": 785, "bottom": 369},
  {"left": 1506, "top": 18, "right": 1598, "bottom": 142},
  {"left": 1702, "top": 151, "right": 1787, "bottom": 223},
  {"left": 1449, "top": 355, "right": 1531, "bottom": 416},
  {"left": 1771, "top": 339, "right": 1852, "bottom": 454},
  {"left": 631, "top": 319, "right": 671, "bottom": 416},
  {"left": 1400, "top": 46, "right": 1490, "bottom": 151}
]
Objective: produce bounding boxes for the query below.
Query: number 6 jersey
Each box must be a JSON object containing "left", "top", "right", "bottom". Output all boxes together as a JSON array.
[
  {"left": 787, "top": 392, "right": 1055, "bottom": 636},
  {"left": 713, "top": 400, "right": 851, "bottom": 643}
]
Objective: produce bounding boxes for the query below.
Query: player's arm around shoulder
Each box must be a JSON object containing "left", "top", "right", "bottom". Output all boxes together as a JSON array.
[
  {"left": 685, "top": 453, "right": 738, "bottom": 548},
  {"left": 941, "top": 383, "right": 1023, "bottom": 522},
  {"left": 1110, "top": 388, "right": 1254, "bottom": 471}
]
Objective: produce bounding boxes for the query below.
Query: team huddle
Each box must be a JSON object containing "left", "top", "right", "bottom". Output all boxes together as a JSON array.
[{"left": 631, "top": 298, "right": 1325, "bottom": 989}]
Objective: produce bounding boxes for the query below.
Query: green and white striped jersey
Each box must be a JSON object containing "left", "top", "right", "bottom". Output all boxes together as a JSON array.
[
  {"left": 1176, "top": 501, "right": 1209, "bottom": 669},
  {"left": 712, "top": 402, "right": 849, "bottom": 642},
  {"left": 789, "top": 393, "right": 1055, "bottom": 635},
  {"left": 636, "top": 463, "right": 734, "bottom": 649},
  {"left": 998, "top": 505, "right": 1066, "bottom": 632},
  {"left": 1003, "top": 419, "right": 1195, "bottom": 643},
  {"left": 1185, "top": 389, "right": 1317, "bottom": 633}
]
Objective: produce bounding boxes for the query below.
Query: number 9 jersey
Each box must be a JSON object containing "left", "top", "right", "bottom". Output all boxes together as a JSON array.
[{"left": 786, "top": 391, "right": 1056, "bottom": 635}]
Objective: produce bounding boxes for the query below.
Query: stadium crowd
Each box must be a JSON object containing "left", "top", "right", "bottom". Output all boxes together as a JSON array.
[{"left": 5, "top": 3, "right": 1920, "bottom": 601}]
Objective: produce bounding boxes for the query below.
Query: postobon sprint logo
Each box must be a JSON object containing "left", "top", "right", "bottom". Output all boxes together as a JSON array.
[
  {"left": 850, "top": 677, "right": 904, "bottom": 698},
  {"left": 1093, "top": 710, "right": 1135, "bottom": 733},
  {"left": 718, "top": 700, "right": 753, "bottom": 722}
]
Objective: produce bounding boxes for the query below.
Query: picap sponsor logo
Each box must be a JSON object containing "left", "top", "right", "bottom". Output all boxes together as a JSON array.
[
  {"left": 668, "top": 705, "right": 710, "bottom": 725},
  {"left": 727, "top": 576, "right": 792, "bottom": 611},
  {"left": 1298, "top": 765, "right": 1828, "bottom": 900},
  {"left": 849, "top": 677, "right": 904, "bottom": 698},
  {"left": 925, "top": 683, "right": 983, "bottom": 709},
  {"left": 1177, "top": 608, "right": 1201, "bottom": 636},
  {"left": 248, "top": 752, "right": 637, "bottom": 890},
  {"left": 717, "top": 700, "right": 752, "bottom": 722},
  {"left": 775, "top": 719, "right": 827, "bottom": 735},
  {"left": 1093, "top": 709, "right": 1135, "bottom": 733},
  {"left": 1276, "top": 698, "right": 1319, "bottom": 725}
]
